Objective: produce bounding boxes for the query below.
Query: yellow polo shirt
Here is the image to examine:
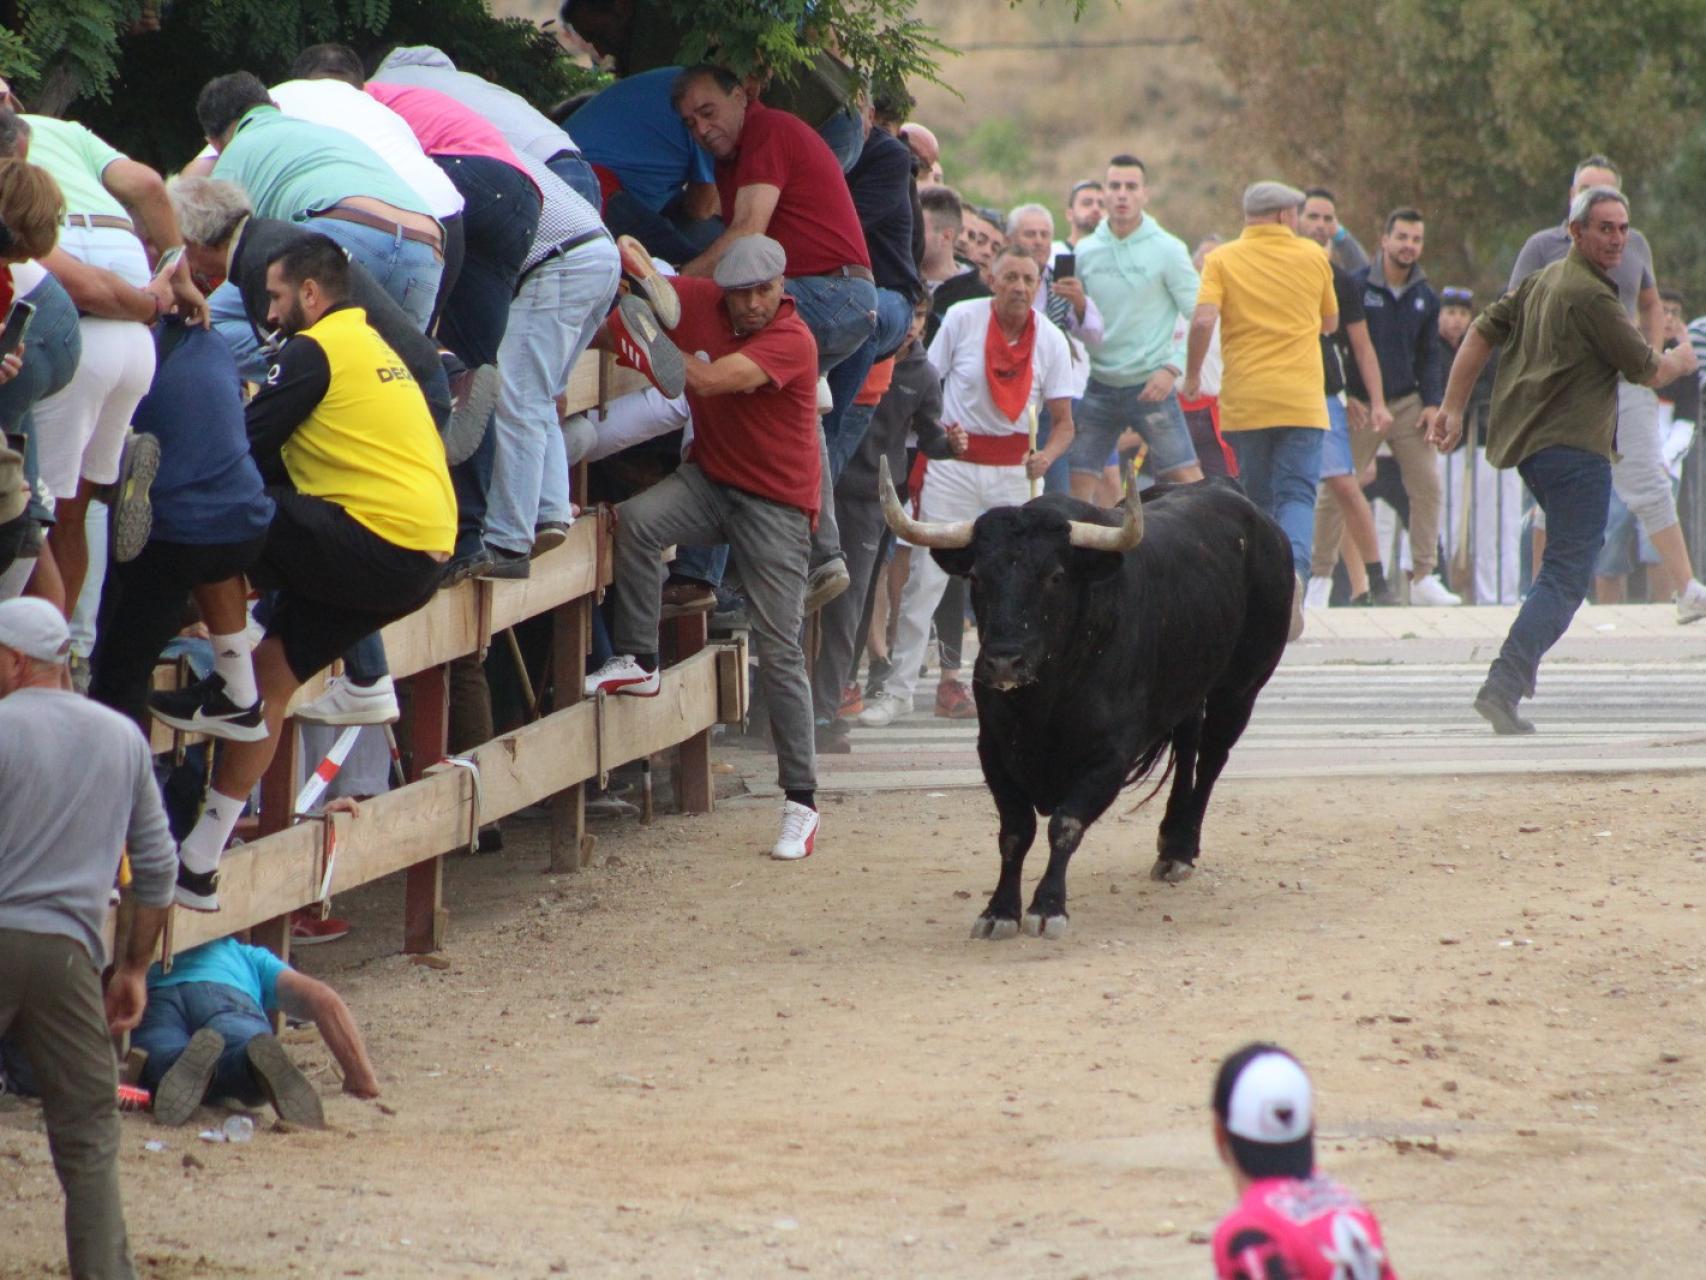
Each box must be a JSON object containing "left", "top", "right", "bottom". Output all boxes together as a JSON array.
[{"left": 1196, "top": 225, "right": 1336, "bottom": 431}]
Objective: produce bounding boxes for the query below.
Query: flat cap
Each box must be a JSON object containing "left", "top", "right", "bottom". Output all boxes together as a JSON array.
[
  {"left": 713, "top": 234, "right": 787, "bottom": 289},
  {"left": 1243, "top": 180, "right": 1306, "bottom": 218}
]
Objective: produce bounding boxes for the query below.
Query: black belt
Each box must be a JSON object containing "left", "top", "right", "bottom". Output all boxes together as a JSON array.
[
  {"left": 518, "top": 228, "right": 610, "bottom": 287},
  {"left": 816, "top": 264, "right": 874, "bottom": 284}
]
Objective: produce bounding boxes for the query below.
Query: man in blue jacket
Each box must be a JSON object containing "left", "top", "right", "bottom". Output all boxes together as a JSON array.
[{"left": 1338, "top": 207, "right": 1459, "bottom": 605}]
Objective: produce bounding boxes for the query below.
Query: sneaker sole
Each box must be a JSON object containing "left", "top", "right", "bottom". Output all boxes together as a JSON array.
[
  {"left": 587, "top": 677, "right": 660, "bottom": 698},
  {"left": 804, "top": 569, "right": 851, "bottom": 615},
  {"left": 149, "top": 708, "right": 270, "bottom": 743},
  {"left": 112, "top": 433, "right": 160, "bottom": 565},
  {"left": 531, "top": 528, "right": 569, "bottom": 559},
  {"left": 617, "top": 294, "right": 686, "bottom": 398},
  {"left": 174, "top": 884, "right": 221, "bottom": 912},
  {"left": 443, "top": 364, "right": 500, "bottom": 466},
  {"left": 153, "top": 1028, "right": 224, "bottom": 1126},
  {"left": 617, "top": 236, "right": 681, "bottom": 328},
  {"left": 772, "top": 827, "right": 818, "bottom": 860},
  {"left": 245, "top": 1035, "right": 325, "bottom": 1128},
  {"left": 292, "top": 705, "right": 400, "bottom": 727},
  {"left": 476, "top": 557, "right": 532, "bottom": 581}
]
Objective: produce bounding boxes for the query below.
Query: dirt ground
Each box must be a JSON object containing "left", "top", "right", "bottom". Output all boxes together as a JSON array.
[{"left": 6, "top": 767, "right": 1706, "bottom": 1278}]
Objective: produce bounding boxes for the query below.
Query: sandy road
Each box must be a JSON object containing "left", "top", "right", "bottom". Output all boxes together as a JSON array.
[{"left": 5, "top": 770, "right": 1705, "bottom": 1277}]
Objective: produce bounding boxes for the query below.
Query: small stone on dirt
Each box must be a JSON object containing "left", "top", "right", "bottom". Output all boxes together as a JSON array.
[{"left": 408, "top": 955, "right": 451, "bottom": 971}]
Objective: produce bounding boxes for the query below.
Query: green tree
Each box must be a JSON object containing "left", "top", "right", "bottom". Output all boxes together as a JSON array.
[{"left": 1196, "top": 0, "right": 1706, "bottom": 301}]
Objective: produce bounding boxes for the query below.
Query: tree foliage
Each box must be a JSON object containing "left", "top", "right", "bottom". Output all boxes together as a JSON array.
[{"left": 1196, "top": 0, "right": 1706, "bottom": 299}]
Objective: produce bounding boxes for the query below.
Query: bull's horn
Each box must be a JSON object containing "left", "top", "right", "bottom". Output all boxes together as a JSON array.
[
  {"left": 1067, "top": 490, "right": 1144, "bottom": 553},
  {"left": 877, "top": 456, "right": 975, "bottom": 549}
]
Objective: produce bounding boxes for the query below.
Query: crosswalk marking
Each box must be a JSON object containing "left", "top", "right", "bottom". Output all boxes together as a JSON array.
[{"left": 779, "top": 662, "right": 1706, "bottom": 795}]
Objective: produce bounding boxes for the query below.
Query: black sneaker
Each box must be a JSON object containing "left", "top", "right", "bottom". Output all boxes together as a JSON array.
[
  {"left": 245, "top": 1033, "right": 325, "bottom": 1128},
  {"left": 441, "top": 544, "right": 493, "bottom": 587},
  {"left": 152, "top": 1027, "right": 223, "bottom": 1126},
  {"left": 477, "top": 545, "right": 531, "bottom": 580},
  {"left": 150, "top": 674, "right": 268, "bottom": 743},
  {"left": 175, "top": 864, "right": 220, "bottom": 912}
]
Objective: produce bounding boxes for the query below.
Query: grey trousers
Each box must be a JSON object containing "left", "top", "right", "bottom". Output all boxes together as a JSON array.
[
  {"left": 812, "top": 485, "right": 885, "bottom": 722},
  {"left": 613, "top": 464, "right": 817, "bottom": 792},
  {"left": 0, "top": 929, "right": 135, "bottom": 1280}
]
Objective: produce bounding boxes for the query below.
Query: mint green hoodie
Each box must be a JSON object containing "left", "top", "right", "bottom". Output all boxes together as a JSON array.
[{"left": 1076, "top": 214, "right": 1200, "bottom": 386}]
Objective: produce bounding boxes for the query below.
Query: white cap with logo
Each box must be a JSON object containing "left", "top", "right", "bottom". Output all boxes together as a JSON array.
[
  {"left": 0, "top": 597, "right": 72, "bottom": 664},
  {"left": 1225, "top": 1050, "right": 1314, "bottom": 1144}
]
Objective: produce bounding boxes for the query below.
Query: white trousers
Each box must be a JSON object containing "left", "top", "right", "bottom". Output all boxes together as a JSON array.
[
  {"left": 1437, "top": 446, "right": 1525, "bottom": 603},
  {"left": 31, "top": 317, "right": 155, "bottom": 496},
  {"left": 885, "top": 457, "right": 1029, "bottom": 703}
]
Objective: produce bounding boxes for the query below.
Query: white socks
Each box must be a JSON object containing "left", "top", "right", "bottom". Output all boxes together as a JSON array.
[
  {"left": 179, "top": 790, "right": 246, "bottom": 874},
  {"left": 210, "top": 630, "right": 258, "bottom": 708}
]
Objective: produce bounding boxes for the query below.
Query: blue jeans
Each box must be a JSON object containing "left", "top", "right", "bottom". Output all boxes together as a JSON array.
[
  {"left": 783, "top": 275, "right": 877, "bottom": 375},
  {"left": 487, "top": 237, "right": 620, "bottom": 554},
  {"left": 434, "top": 155, "right": 541, "bottom": 367},
  {"left": 1491, "top": 446, "right": 1611, "bottom": 698},
  {"left": 131, "top": 982, "right": 272, "bottom": 1105},
  {"left": 1070, "top": 379, "right": 1198, "bottom": 476},
  {"left": 673, "top": 543, "right": 728, "bottom": 588},
  {"left": 817, "top": 107, "right": 864, "bottom": 173},
  {"left": 600, "top": 188, "right": 702, "bottom": 268},
  {"left": 1227, "top": 426, "right": 1324, "bottom": 578},
  {"left": 823, "top": 286, "right": 913, "bottom": 480},
  {"left": 308, "top": 217, "right": 443, "bottom": 333},
  {"left": 1034, "top": 404, "right": 1073, "bottom": 495},
  {"left": 1319, "top": 395, "right": 1353, "bottom": 478},
  {"left": 545, "top": 151, "right": 604, "bottom": 209},
  {"left": 0, "top": 273, "right": 81, "bottom": 512}
]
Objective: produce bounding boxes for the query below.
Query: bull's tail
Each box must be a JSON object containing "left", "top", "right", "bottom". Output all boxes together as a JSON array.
[{"left": 1121, "top": 736, "right": 1176, "bottom": 812}]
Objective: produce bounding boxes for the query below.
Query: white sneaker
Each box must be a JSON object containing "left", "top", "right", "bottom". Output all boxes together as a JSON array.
[
  {"left": 1303, "top": 576, "right": 1333, "bottom": 610},
  {"left": 294, "top": 674, "right": 400, "bottom": 725},
  {"left": 1408, "top": 574, "right": 1461, "bottom": 606},
  {"left": 771, "top": 800, "right": 820, "bottom": 860},
  {"left": 1676, "top": 579, "right": 1706, "bottom": 624},
  {"left": 584, "top": 654, "right": 660, "bottom": 698},
  {"left": 858, "top": 691, "right": 911, "bottom": 727}
]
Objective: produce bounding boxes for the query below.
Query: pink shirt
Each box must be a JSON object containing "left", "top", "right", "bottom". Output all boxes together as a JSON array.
[{"left": 363, "top": 81, "right": 538, "bottom": 196}]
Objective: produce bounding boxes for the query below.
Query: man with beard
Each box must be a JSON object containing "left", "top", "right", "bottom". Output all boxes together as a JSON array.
[
  {"left": 156, "top": 236, "right": 456, "bottom": 910},
  {"left": 1052, "top": 179, "right": 1103, "bottom": 259}
]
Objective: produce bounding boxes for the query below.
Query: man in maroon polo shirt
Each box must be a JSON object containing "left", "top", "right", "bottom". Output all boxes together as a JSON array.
[
  {"left": 587, "top": 235, "right": 824, "bottom": 862},
  {"left": 673, "top": 63, "right": 876, "bottom": 607}
]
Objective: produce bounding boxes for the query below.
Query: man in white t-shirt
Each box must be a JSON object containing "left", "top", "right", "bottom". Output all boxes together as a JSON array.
[{"left": 860, "top": 245, "right": 1077, "bottom": 727}]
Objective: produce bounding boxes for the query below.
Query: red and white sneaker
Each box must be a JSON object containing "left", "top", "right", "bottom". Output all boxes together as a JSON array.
[
  {"left": 584, "top": 654, "right": 660, "bottom": 698},
  {"left": 771, "top": 800, "right": 819, "bottom": 861},
  {"left": 616, "top": 235, "right": 680, "bottom": 329},
  {"left": 290, "top": 910, "right": 350, "bottom": 946},
  {"left": 606, "top": 294, "right": 686, "bottom": 397}
]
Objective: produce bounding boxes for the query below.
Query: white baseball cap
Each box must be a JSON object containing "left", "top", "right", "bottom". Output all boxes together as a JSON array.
[
  {"left": 1224, "top": 1050, "right": 1314, "bottom": 1144},
  {"left": 0, "top": 597, "right": 72, "bottom": 664}
]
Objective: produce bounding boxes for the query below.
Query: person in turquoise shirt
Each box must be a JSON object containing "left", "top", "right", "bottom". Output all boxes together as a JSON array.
[
  {"left": 196, "top": 70, "right": 444, "bottom": 332},
  {"left": 1070, "top": 154, "right": 1205, "bottom": 497},
  {"left": 133, "top": 937, "right": 381, "bottom": 1127}
]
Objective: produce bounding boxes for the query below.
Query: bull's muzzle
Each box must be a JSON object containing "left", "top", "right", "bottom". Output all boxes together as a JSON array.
[{"left": 875, "top": 457, "right": 1144, "bottom": 553}]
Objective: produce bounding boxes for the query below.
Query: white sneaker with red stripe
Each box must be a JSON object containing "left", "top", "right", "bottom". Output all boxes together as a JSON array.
[
  {"left": 606, "top": 294, "right": 686, "bottom": 397},
  {"left": 771, "top": 800, "right": 819, "bottom": 861},
  {"left": 584, "top": 654, "right": 660, "bottom": 698}
]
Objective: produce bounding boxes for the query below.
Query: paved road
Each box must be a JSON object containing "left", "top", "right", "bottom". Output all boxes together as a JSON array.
[{"left": 762, "top": 654, "right": 1706, "bottom": 797}]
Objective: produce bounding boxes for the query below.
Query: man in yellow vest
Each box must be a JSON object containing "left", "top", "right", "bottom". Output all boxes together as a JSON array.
[{"left": 156, "top": 234, "right": 456, "bottom": 911}]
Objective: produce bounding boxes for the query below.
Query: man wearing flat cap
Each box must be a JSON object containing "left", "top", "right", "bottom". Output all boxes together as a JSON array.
[
  {"left": 587, "top": 234, "right": 826, "bottom": 862},
  {"left": 1186, "top": 180, "right": 1338, "bottom": 641},
  {"left": 0, "top": 597, "right": 178, "bottom": 1279}
]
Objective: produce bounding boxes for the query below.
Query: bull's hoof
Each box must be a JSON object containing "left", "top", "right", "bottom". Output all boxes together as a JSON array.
[
  {"left": 1021, "top": 912, "right": 1069, "bottom": 939},
  {"left": 1149, "top": 857, "right": 1195, "bottom": 884},
  {"left": 971, "top": 915, "right": 1020, "bottom": 940}
]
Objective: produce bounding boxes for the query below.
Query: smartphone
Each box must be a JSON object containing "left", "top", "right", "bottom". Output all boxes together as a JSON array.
[
  {"left": 0, "top": 299, "right": 35, "bottom": 359},
  {"left": 1053, "top": 252, "right": 1076, "bottom": 281}
]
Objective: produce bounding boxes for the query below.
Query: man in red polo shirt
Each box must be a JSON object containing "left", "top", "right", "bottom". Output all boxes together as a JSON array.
[
  {"left": 672, "top": 63, "right": 877, "bottom": 609},
  {"left": 587, "top": 235, "right": 824, "bottom": 861}
]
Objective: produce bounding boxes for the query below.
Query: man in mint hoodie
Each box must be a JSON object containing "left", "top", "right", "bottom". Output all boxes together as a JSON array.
[{"left": 1071, "top": 154, "right": 1205, "bottom": 497}]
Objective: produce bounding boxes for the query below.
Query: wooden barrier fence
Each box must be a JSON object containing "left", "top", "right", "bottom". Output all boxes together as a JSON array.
[{"left": 110, "top": 357, "right": 744, "bottom": 969}]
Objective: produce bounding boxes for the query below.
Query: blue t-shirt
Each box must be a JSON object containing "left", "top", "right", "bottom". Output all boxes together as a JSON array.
[
  {"left": 134, "top": 323, "right": 274, "bottom": 545},
  {"left": 565, "top": 67, "right": 714, "bottom": 213},
  {"left": 147, "top": 937, "right": 288, "bottom": 1012}
]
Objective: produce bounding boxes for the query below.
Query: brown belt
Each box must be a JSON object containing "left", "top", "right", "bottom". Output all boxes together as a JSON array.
[
  {"left": 64, "top": 213, "right": 135, "bottom": 233},
  {"left": 311, "top": 204, "right": 443, "bottom": 259}
]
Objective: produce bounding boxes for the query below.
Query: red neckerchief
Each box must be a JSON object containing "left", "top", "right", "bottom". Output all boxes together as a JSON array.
[{"left": 983, "top": 304, "right": 1036, "bottom": 423}]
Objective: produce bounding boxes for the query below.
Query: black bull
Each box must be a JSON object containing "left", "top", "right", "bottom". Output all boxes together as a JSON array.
[{"left": 879, "top": 460, "right": 1293, "bottom": 939}]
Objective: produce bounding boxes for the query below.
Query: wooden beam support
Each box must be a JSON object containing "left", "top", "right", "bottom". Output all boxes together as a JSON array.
[
  {"left": 403, "top": 665, "right": 449, "bottom": 954},
  {"left": 549, "top": 595, "right": 591, "bottom": 873}
]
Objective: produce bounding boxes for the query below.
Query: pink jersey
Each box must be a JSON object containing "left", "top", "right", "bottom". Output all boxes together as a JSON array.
[
  {"left": 362, "top": 81, "right": 538, "bottom": 196},
  {"left": 1213, "top": 1175, "right": 1397, "bottom": 1280}
]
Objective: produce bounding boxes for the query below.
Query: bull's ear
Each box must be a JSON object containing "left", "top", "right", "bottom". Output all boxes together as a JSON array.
[
  {"left": 931, "top": 547, "right": 976, "bottom": 577},
  {"left": 1069, "top": 547, "right": 1126, "bottom": 582}
]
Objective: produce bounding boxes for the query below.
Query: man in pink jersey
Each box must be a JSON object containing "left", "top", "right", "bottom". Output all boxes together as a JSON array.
[{"left": 1211, "top": 1043, "right": 1399, "bottom": 1280}]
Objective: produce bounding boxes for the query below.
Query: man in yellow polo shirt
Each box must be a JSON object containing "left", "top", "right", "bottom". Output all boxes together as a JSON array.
[
  {"left": 164, "top": 234, "right": 455, "bottom": 910},
  {"left": 1185, "top": 181, "right": 1337, "bottom": 640}
]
